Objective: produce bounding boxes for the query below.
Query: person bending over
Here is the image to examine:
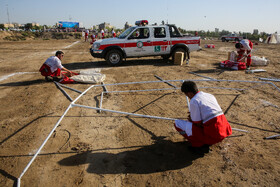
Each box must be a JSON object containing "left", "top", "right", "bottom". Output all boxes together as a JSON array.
[{"left": 235, "top": 39, "right": 253, "bottom": 70}]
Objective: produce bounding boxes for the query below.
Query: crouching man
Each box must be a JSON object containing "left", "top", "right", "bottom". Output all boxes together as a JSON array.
[
  {"left": 174, "top": 81, "right": 232, "bottom": 150},
  {"left": 39, "top": 50, "right": 75, "bottom": 81}
]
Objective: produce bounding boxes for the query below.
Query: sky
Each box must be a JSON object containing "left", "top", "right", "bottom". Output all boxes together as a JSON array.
[{"left": 0, "top": 0, "right": 279, "bottom": 34}]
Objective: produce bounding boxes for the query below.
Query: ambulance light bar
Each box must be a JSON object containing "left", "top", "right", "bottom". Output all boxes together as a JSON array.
[{"left": 135, "top": 20, "right": 148, "bottom": 26}]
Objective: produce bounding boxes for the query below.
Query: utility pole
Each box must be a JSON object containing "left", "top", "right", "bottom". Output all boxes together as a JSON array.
[{"left": 6, "top": 4, "right": 10, "bottom": 24}]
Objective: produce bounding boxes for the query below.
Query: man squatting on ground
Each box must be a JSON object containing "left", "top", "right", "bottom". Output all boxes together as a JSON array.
[
  {"left": 174, "top": 81, "right": 232, "bottom": 148},
  {"left": 235, "top": 39, "right": 253, "bottom": 70},
  {"left": 39, "top": 51, "right": 75, "bottom": 81}
]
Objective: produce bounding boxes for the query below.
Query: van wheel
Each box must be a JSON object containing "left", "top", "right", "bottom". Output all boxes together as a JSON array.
[
  {"left": 106, "top": 50, "right": 123, "bottom": 66},
  {"left": 172, "top": 48, "right": 186, "bottom": 63},
  {"left": 222, "top": 37, "right": 226, "bottom": 42}
]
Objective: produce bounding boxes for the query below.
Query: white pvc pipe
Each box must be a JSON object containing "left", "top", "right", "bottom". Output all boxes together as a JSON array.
[
  {"left": 71, "top": 103, "right": 176, "bottom": 121},
  {"left": 72, "top": 85, "right": 95, "bottom": 104},
  {"left": 17, "top": 104, "right": 72, "bottom": 187},
  {"left": 189, "top": 72, "right": 216, "bottom": 80},
  {"left": 71, "top": 103, "right": 248, "bottom": 133},
  {"left": 259, "top": 77, "right": 280, "bottom": 82},
  {"left": 231, "top": 128, "right": 249, "bottom": 133},
  {"left": 104, "top": 86, "right": 244, "bottom": 94},
  {"left": 154, "top": 75, "right": 177, "bottom": 88},
  {"left": 54, "top": 81, "right": 83, "bottom": 94},
  {"left": 99, "top": 92, "right": 104, "bottom": 113},
  {"left": 19, "top": 78, "right": 268, "bottom": 186},
  {"left": 91, "top": 79, "right": 279, "bottom": 93},
  {"left": 17, "top": 85, "right": 95, "bottom": 187},
  {"left": 264, "top": 134, "right": 280, "bottom": 139},
  {"left": 105, "top": 87, "right": 177, "bottom": 93}
]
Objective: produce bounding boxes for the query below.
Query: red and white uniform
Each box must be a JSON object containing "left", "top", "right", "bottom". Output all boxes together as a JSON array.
[
  {"left": 39, "top": 56, "right": 63, "bottom": 77},
  {"left": 85, "top": 30, "right": 89, "bottom": 42},
  {"left": 237, "top": 39, "right": 253, "bottom": 66},
  {"left": 101, "top": 29, "right": 105, "bottom": 39},
  {"left": 112, "top": 30, "right": 116, "bottom": 37},
  {"left": 91, "top": 33, "right": 95, "bottom": 43},
  {"left": 175, "top": 91, "right": 232, "bottom": 147}
]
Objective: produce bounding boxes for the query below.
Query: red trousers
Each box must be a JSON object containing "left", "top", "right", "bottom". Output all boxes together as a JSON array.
[
  {"left": 237, "top": 50, "right": 252, "bottom": 66},
  {"left": 39, "top": 64, "right": 61, "bottom": 77},
  {"left": 175, "top": 115, "right": 232, "bottom": 147}
]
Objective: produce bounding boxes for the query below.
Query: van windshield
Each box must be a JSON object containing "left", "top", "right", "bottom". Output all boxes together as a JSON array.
[{"left": 118, "top": 27, "right": 136, "bottom": 39}]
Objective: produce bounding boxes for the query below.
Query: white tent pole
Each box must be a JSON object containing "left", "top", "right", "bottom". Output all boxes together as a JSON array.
[
  {"left": 71, "top": 103, "right": 176, "bottom": 121},
  {"left": 91, "top": 79, "right": 279, "bottom": 92},
  {"left": 71, "top": 103, "right": 248, "bottom": 133},
  {"left": 99, "top": 92, "right": 104, "bottom": 113},
  {"left": 17, "top": 104, "right": 72, "bottom": 187},
  {"left": 264, "top": 134, "right": 280, "bottom": 139},
  {"left": 17, "top": 85, "right": 95, "bottom": 187}
]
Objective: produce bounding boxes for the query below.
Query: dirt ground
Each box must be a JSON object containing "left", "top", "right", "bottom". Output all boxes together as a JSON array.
[{"left": 0, "top": 35, "right": 279, "bottom": 187}]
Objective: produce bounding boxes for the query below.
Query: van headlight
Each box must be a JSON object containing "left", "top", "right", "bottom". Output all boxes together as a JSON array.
[{"left": 92, "top": 43, "right": 100, "bottom": 49}]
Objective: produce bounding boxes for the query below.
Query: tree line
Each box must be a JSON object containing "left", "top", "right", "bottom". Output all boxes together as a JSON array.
[{"left": 178, "top": 27, "right": 270, "bottom": 41}]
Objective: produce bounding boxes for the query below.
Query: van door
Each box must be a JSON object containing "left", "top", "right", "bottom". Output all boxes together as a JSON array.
[
  {"left": 152, "top": 27, "right": 170, "bottom": 55},
  {"left": 125, "top": 27, "right": 153, "bottom": 57}
]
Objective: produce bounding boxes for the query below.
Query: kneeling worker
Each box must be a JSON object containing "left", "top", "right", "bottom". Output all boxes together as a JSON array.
[
  {"left": 39, "top": 51, "right": 75, "bottom": 81},
  {"left": 174, "top": 81, "right": 232, "bottom": 149},
  {"left": 235, "top": 39, "right": 253, "bottom": 70}
]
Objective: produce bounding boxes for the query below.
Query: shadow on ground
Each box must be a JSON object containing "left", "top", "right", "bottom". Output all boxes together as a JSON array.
[
  {"left": 64, "top": 58, "right": 174, "bottom": 70},
  {"left": 58, "top": 140, "right": 205, "bottom": 174},
  {"left": 0, "top": 79, "right": 45, "bottom": 87}
]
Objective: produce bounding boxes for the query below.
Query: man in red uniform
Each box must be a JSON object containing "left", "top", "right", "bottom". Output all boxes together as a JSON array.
[
  {"left": 39, "top": 51, "right": 75, "bottom": 81},
  {"left": 235, "top": 39, "right": 253, "bottom": 70},
  {"left": 85, "top": 30, "right": 89, "bottom": 42},
  {"left": 174, "top": 81, "right": 232, "bottom": 150}
]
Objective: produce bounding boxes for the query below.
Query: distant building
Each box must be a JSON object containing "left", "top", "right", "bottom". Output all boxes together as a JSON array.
[
  {"left": 92, "top": 25, "right": 99, "bottom": 30},
  {"left": 215, "top": 28, "right": 219, "bottom": 33},
  {"left": 3, "top": 23, "right": 15, "bottom": 28},
  {"left": 98, "top": 22, "right": 113, "bottom": 30},
  {"left": 253, "top": 29, "right": 259, "bottom": 35},
  {"left": 31, "top": 22, "right": 40, "bottom": 27}
]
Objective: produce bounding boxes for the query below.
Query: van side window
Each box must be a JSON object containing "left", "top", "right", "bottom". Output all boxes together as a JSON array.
[
  {"left": 154, "top": 27, "right": 166, "bottom": 38},
  {"left": 169, "top": 25, "right": 182, "bottom": 37},
  {"left": 129, "top": 28, "right": 150, "bottom": 39}
]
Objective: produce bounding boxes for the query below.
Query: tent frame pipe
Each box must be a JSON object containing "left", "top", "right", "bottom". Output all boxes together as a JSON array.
[
  {"left": 264, "top": 134, "right": 280, "bottom": 139},
  {"left": 71, "top": 104, "right": 248, "bottom": 132},
  {"left": 258, "top": 77, "right": 280, "bottom": 82},
  {"left": 154, "top": 75, "right": 178, "bottom": 88},
  {"left": 17, "top": 104, "right": 72, "bottom": 187},
  {"left": 101, "top": 82, "right": 108, "bottom": 93},
  {"left": 17, "top": 85, "right": 94, "bottom": 187},
  {"left": 91, "top": 79, "right": 279, "bottom": 92},
  {"left": 19, "top": 78, "right": 276, "bottom": 186},
  {"left": 54, "top": 82, "right": 73, "bottom": 102},
  {"left": 104, "top": 86, "right": 244, "bottom": 94},
  {"left": 99, "top": 92, "right": 104, "bottom": 113},
  {"left": 54, "top": 81, "right": 83, "bottom": 94},
  {"left": 72, "top": 103, "right": 176, "bottom": 121},
  {"left": 189, "top": 72, "right": 216, "bottom": 80}
]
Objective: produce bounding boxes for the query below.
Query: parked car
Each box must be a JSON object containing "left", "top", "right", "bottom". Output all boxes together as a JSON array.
[
  {"left": 221, "top": 33, "right": 244, "bottom": 42},
  {"left": 90, "top": 20, "right": 201, "bottom": 66}
]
